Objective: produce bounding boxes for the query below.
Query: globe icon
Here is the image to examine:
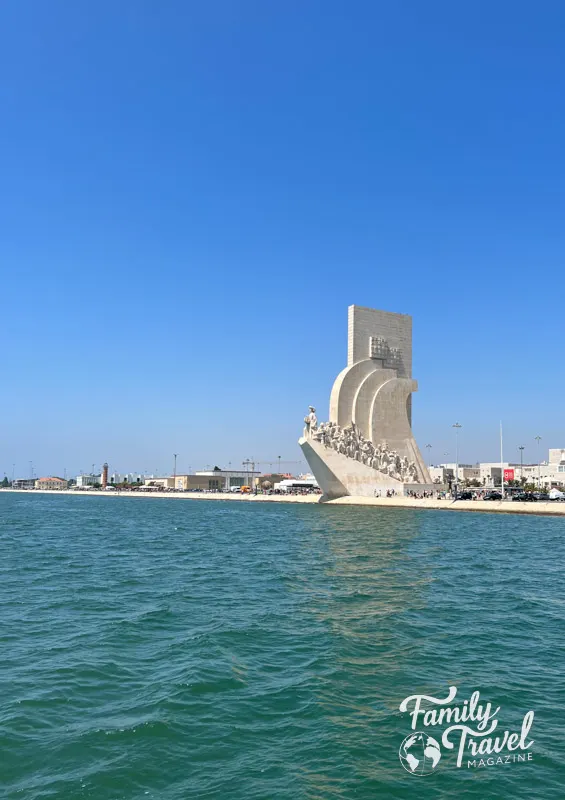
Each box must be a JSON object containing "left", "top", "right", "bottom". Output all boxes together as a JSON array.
[{"left": 399, "top": 732, "right": 441, "bottom": 776}]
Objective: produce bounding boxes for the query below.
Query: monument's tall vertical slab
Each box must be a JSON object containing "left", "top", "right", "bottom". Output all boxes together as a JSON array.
[
  {"left": 347, "top": 305, "right": 411, "bottom": 375},
  {"left": 300, "top": 305, "right": 432, "bottom": 500}
]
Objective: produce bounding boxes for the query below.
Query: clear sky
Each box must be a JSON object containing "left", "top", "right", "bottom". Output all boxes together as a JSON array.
[{"left": 1, "top": 1, "right": 564, "bottom": 479}]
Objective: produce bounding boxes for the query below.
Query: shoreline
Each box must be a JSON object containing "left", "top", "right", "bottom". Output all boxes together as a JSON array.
[{"left": 2, "top": 488, "right": 565, "bottom": 517}]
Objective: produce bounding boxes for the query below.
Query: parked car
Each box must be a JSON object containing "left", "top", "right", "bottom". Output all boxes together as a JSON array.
[
  {"left": 549, "top": 488, "right": 565, "bottom": 501},
  {"left": 484, "top": 491, "right": 502, "bottom": 501},
  {"left": 533, "top": 492, "right": 550, "bottom": 501},
  {"left": 512, "top": 493, "right": 537, "bottom": 502},
  {"left": 458, "top": 491, "right": 473, "bottom": 500}
]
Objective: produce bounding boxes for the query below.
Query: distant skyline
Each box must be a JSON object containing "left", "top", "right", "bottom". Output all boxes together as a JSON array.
[{"left": 1, "top": 1, "right": 564, "bottom": 478}]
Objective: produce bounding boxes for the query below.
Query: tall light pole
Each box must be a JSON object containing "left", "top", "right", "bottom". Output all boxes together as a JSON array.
[
  {"left": 173, "top": 453, "right": 178, "bottom": 487},
  {"left": 500, "top": 421, "right": 505, "bottom": 500},
  {"left": 535, "top": 436, "right": 542, "bottom": 489},
  {"left": 442, "top": 452, "right": 449, "bottom": 486},
  {"left": 452, "top": 423, "right": 462, "bottom": 497},
  {"left": 426, "top": 444, "right": 432, "bottom": 467},
  {"left": 278, "top": 455, "right": 282, "bottom": 475},
  {"left": 518, "top": 446, "right": 525, "bottom": 484},
  {"left": 242, "top": 457, "right": 255, "bottom": 488}
]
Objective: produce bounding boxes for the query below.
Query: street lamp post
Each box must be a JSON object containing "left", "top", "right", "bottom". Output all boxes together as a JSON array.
[
  {"left": 535, "top": 436, "right": 542, "bottom": 489},
  {"left": 173, "top": 453, "right": 178, "bottom": 489},
  {"left": 426, "top": 444, "right": 432, "bottom": 467},
  {"left": 518, "top": 446, "right": 525, "bottom": 484},
  {"left": 452, "top": 423, "right": 462, "bottom": 498}
]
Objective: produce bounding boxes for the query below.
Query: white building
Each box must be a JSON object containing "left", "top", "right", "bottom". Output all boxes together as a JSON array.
[
  {"left": 520, "top": 449, "right": 565, "bottom": 488},
  {"left": 429, "top": 464, "right": 480, "bottom": 485},
  {"left": 430, "top": 462, "right": 541, "bottom": 488},
  {"left": 481, "top": 450, "right": 565, "bottom": 488},
  {"left": 109, "top": 472, "right": 147, "bottom": 485},
  {"left": 549, "top": 449, "right": 565, "bottom": 466},
  {"left": 475, "top": 462, "right": 534, "bottom": 487},
  {"left": 76, "top": 474, "right": 101, "bottom": 487},
  {"left": 479, "top": 463, "right": 508, "bottom": 487},
  {"left": 432, "top": 450, "right": 565, "bottom": 489},
  {"left": 193, "top": 469, "right": 260, "bottom": 490}
]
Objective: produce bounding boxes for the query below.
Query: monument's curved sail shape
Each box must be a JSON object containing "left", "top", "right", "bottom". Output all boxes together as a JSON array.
[
  {"left": 352, "top": 368, "right": 396, "bottom": 438},
  {"left": 329, "top": 360, "right": 379, "bottom": 428},
  {"left": 300, "top": 305, "right": 432, "bottom": 500}
]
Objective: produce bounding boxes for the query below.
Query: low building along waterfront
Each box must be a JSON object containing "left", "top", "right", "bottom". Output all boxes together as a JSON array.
[
  {"left": 35, "top": 477, "right": 68, "bottom": 490},
  {"left": 145, "top": 468, "right": 261, "bottom": 492}
]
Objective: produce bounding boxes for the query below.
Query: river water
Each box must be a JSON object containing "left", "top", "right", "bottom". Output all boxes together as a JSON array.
[{"left": 1, "top": 493, "right": 563, "bottom": 798}]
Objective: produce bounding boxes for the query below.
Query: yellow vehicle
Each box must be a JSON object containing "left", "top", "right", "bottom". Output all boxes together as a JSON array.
[{"left": 240, "top": 485, "right": 251, "bottom": 493}]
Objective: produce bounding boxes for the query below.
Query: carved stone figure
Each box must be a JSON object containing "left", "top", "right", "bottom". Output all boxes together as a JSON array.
[
  {"left": 306, "top": 414, "right": 421, "bottom": 482},
  {"left": 303, "top": 406, "right": 318, "bottom": 438}
]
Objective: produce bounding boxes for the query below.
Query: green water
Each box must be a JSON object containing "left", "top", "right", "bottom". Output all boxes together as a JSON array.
[{"left": 1, "top": 493, "right": 563, "bottom": 799}]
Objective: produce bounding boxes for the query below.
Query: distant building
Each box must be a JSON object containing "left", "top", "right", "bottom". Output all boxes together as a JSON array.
[
  {"left": 257, "top": 473, "right": 287, "bottom": 488},
  {"left": 12, "top": 478, "right": 36, "bottom": 490},
  {"left": 481, "top": 462, "right": 541, "bottom": 487},
  {"left": 428, "top": 452, "right": 565, "bottom": 489},
  {"left": 35, "top": 477, "right": 68, "bottom": 490},
  {"left": 144, "top": 468, "right": 261, "bottom": 492},
  {"left": 478, "top": 463, "right": 510, "bottom": 487},
  {"left": 428, "top": 466, "right": 449, "bottom": 484},
  {"left": 143, "top": 475, "right": 221, "bottom": 491},
  {"left": 109, "top": 472, "right": 146, "bottom": 485},
  {"left": 549, "top": 449, "right": 565, "bottom": 466},
  {"left": 429, "top": 464, "right": 480, "bottom": 485},
  {"left": 518, "top": 449, "right": 565, "bottom": 488},
  {"left": 193, "top": 468, "right": 260, "bottom": 490},
  {"left": 76, "top": 474, "right": 101, "bottom": 487},
  {"left": 173, "top": 475, "right": 224, "bottom": 491},
  {"left": 144, "top": 477, "right": 172, "bottom": 489}
]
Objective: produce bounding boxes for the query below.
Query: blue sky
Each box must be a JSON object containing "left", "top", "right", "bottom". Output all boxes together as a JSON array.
[{"left": 1, "top": 1, "right": 564, "bottom": 479}]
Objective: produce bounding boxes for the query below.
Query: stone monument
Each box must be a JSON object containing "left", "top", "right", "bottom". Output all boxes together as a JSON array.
[{"left": 299, "top": 305, "right": 432, "bottom": 499}]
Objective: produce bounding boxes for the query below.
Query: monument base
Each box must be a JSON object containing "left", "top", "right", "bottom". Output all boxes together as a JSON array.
[{"left": 299, "top": 437, "right": 436, "bottom": 501}]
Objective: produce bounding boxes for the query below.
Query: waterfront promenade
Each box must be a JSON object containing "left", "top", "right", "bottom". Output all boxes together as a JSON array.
[{"left": 3, "top": 488, "right": 565, "bottom": 517}]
